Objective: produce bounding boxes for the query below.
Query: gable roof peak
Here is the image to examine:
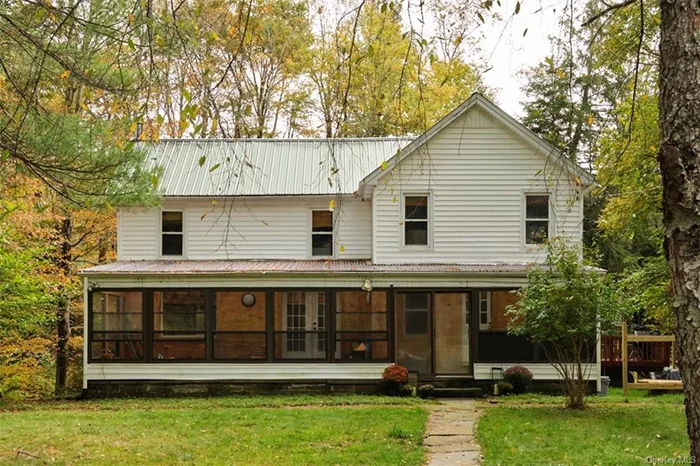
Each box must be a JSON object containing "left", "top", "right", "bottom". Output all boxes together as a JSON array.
[{"left": 358, "top": 93, "right": 595, "bottom": 198}]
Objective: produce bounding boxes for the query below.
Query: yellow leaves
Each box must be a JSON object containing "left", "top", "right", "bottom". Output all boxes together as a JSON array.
[
  {"left": 328, "top": 199, "right": 336, "bottom": 211},
  {"left": 127, "top": 13, "right": 135, "bottom": 24},
  {"left": 339, "top": 245, "right": 345, "bottom": 253},
  {"left": 574, "top": 176, "right": 583, "bottom": 186},
  {"left": 59, "top": 70, "right": 71, "bottom": 80},
  {"left": 381, "top": 161, "right": 389, "bottom": 171},
  {"left": 227, "top": 25, "right": 238, "bottom": 38},
  {"left": 587, "top": 114, "right": 595, "bottom": 126}
]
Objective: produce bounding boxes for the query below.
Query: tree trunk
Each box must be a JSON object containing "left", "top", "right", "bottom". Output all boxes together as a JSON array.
[
  {"left": 55, "top": 217, "right": 73, "bottom": 395},
  {"left": 658, "top": 1, "right": 700, "bottom": 456}
]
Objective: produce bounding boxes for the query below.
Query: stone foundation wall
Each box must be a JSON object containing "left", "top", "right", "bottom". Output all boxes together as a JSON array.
[{"left": 86, "top": 380, "right": 380, "bottom": 398}]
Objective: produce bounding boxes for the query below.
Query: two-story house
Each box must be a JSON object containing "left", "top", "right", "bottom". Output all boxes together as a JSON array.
[{"left": 80, "top": 94, "right": 598, "bottom": 396}]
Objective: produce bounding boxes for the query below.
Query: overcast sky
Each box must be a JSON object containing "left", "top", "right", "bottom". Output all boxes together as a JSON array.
[{"left": 478, "top": 0, "right": 566, "bottom": 117}]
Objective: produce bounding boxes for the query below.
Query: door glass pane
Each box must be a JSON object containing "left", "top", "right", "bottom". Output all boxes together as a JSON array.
[
  {"left": 395, "top": 293, "right": 431, "bottom": 374},
  {"left": 274, "top": 291, "right": 326, "bottom": 359},
  {"left": 435, "top": 293, "right": 471, "bottom": 374}
]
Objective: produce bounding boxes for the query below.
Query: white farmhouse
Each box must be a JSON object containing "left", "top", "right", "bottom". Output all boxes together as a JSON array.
[{"left": 80, "top": 94, "right": 598, "bottom": 396}]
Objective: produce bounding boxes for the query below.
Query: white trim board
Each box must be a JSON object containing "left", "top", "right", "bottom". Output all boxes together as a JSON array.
[
  {"left": 474, "top": 363, "right": 599, "bottom": 381},
  {"left": 85, "top": 363, "right": 390, "bottom": 381}
]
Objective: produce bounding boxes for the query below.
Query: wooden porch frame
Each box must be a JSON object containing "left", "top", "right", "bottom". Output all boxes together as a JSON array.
[{"left": 621, "top": 321, "right": 683, "bottom": 395}]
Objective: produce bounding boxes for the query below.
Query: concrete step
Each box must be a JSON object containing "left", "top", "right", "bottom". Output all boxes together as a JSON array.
[{"left": 432, "top": 387, "right": 484, "bottom": 398}]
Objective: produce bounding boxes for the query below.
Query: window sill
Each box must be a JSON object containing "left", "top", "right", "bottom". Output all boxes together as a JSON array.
[{"left": 399, "top": 245, "right": 433, "bottom": 251}]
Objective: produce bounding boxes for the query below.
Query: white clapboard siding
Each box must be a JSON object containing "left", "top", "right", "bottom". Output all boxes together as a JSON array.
[
  {"left": 473, "top": 363, "right": 599, "bottom": 381},
  {"left": 116, "top": 208, "right": 159, "bottom": 260},
  {"left": 372, "top": 106, "right": 583, "bottom": 264},
  {"left": 117, "top": 196, "right": 372, "bottom": 260},
  {"left": 85, "top": 363, "right": 389, "bottom": 384}
]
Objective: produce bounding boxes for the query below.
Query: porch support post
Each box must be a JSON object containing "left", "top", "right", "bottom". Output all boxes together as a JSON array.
[
  {"left": 470, "top": 289, "right": 479, "bottom": 364},
  {"left": 144, "top": 291, "right": 153, "bottom": 362},
  {"left": 328, "top": 289, "right": 335, "bottom": 362},
  {"left": 83, "top": 277, "right": 89, "bottom": 390},
  {"left": 388, "top": 286, "right": 395, "bottom": 363},
  {"left": 205, "top": 290, "right": 214, "bottom": 361}
]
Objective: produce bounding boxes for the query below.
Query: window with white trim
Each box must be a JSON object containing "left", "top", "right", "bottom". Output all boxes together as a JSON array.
[
  {"left": 404, "top": 195, "right": 429, "bottom": 246},
  {"left": 525, "top": 194, "right": 549, "bottom": 244},
  {"left": 311, "top": 210, "right": 333, "bottom": 257},
  {"left": 161, "top": 211, "right": 183, "bottom": 256},
  {"left": 478, "top": 291, "right": 491, "bottom": 331}
]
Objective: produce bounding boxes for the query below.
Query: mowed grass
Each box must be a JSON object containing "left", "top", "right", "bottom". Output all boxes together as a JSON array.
[
  {"left": 477, "top": 388, "right": 688, "bottom": 466},
  {"left": 0, "top": 395, "right": 428, "bottom": 465},
  {"left": 493, "top": 387, "right": 685, "bottom": 406}
]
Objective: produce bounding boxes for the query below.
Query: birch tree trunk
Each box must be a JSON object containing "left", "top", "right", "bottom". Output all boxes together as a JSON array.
[{"left": 658, "top": 0, "right": 700, "bottom": 455}]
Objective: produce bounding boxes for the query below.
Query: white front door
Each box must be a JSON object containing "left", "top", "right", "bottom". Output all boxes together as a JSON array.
[{"left": 283, "top": 292, "right": 326, "bottom": 358}]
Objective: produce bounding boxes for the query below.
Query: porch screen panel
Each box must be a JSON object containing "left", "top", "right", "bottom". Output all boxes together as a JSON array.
[
  {"left": 91, "top": 291, "right": 143, "bottom": 361},
  {"left": 395, "top": 293, "right": 432, "bottom": 374},
  {"left": 477, "top": 290, "right": 535, "bottom": 362},
  {"left": 153, "top": 291, "right": 206, "bottom": 360},
  {"left": 334, "top": 291, "right": 388, "bottom": 361},
  {"left": 214, "top": 291, "right": 266, "bottom": 360},
  {"left": 274, "top": 291, "right": 327, "bottom": 359}
]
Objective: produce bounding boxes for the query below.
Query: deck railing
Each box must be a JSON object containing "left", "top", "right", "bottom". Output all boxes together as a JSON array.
[{"left": 601, "top": 335, "right": 673, "bottom": 367}]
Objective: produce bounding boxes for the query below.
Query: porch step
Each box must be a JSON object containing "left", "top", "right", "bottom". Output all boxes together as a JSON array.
[{"left": 432, "top": 387, "right": 484, "bottom": 398}]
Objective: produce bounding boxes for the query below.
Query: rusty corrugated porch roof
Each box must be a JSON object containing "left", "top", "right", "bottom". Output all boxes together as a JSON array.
[{"left": 79, "top": 260, "right": 604, "bottom": 275}]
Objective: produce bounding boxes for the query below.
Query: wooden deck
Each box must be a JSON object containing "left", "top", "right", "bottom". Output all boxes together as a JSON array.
[
  {"left": 620, "top": 322, "right": 682, "bottom": 395},
  {"left": 601, "top": 335, "right": 673, "bottom": 368}
]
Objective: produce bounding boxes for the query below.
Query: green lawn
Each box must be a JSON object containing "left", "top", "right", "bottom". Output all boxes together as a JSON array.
[
  {"left": 0, "top": 395, "right": 428, "bottom": 465},
  {"left": 477, "top": 388, "right": 689, "bottom": 466}
]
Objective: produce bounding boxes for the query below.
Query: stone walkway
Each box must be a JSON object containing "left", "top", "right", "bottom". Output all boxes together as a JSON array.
[{"left": 424, "top": 399, "right": 483, "bottom": 466}]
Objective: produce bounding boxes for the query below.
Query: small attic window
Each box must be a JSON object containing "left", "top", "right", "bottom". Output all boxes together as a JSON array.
[{"left": 162, "top": 211, "right": 183, "bottom": 256}]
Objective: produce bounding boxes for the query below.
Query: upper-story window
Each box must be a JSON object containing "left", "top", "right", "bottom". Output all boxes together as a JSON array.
[
  {"left": 162, "top": 211, "right": 183, "bottom": 256},
  {"left": 525, "top": 194, "right": 549, "bottom": 245},
  {"left": 404, "top": 195, "right": 429, "bottom": 246},
  {"left": 311, "top": 210, "right": 333, "bottom": 257}
]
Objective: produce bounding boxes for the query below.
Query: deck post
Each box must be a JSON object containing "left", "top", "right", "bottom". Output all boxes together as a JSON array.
[{"left": 622, "top": 321, "right": 628, "bottom": 397}]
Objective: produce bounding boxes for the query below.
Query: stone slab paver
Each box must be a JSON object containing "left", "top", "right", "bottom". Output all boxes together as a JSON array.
[{"left": 424, "top": 399, "right": 483, "bottom": 466}]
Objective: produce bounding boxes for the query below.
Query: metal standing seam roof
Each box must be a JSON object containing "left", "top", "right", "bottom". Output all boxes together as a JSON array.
[
  {"left": 79, "top": 260, "right": 604, "bottom": 275},
  {"left": 144, "top": 138, "right": 413, "bottom": 197}
]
